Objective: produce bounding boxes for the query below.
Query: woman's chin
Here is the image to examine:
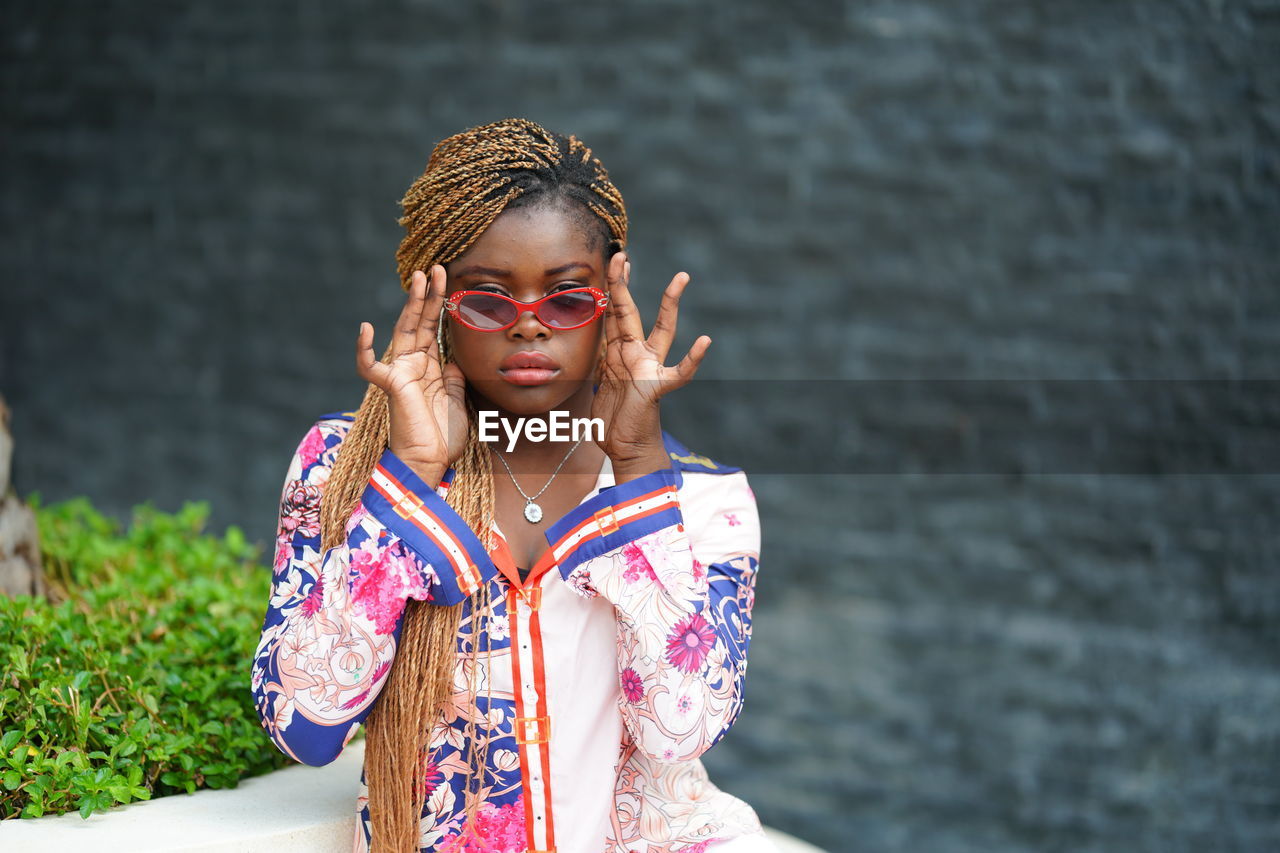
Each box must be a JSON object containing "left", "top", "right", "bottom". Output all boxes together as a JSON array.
[{"left": 466, "top": 377, "right": 589, "bottom": 418}]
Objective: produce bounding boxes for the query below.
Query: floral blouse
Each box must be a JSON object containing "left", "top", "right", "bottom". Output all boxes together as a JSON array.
[{"left": 251, "top": 412, "right": 765, "bottom": 852}]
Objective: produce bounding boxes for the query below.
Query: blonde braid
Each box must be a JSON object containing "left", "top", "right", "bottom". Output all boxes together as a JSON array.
[{"left": 317, "top": 117, "right": 626, "bottom": 851}]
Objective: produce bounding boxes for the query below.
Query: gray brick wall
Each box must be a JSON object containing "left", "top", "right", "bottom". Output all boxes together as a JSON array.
[{"left": 3, "top": 1, "right": 1277, "bottom": 850}]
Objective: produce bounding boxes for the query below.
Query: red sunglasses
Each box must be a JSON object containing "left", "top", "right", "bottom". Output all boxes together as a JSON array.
[{"left": 444, "top": 287, "right": 609, "bottom": 332}]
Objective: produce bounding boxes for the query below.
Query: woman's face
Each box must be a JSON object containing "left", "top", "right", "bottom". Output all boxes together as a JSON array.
[{"left": 444, "top": 201, "right": 609, "bottom": 418}]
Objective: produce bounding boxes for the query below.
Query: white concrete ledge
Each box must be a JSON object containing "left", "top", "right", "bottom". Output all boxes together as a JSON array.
[{"left": 0, "top": 740, "right": 825, "bottom": 852}]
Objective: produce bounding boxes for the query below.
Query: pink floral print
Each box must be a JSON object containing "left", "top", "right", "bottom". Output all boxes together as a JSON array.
[
  {"left": 299, "top": 573, "right": 324, "bottom": 617},
  {"left": 621, "top": 667, "right": 645, "bottom": 703},
  {"left": 350, "top": 538, "right": 434, "bottom": 635},
  {"left": 665, "top": 611, "right": 717, "bottom": 674},
  {"left": 272, "top": 535, "right": 291, "bottom": 572},
  {"left": 279, "top": 479, "right": 323, "bottom": 539},
  {"left": 437, "top": 797, "right": 526, "bottom": 853},
  {"left": 297, "top": 424, "right": 327, "bottom": 468},
  {"left": 622, "top": 541, "right": 659, "bottom": 584},
  {"left": 678, "top": 842, "right": 716, "bottom": 853},
  {"left": 338, "top": 660, "right": 390, "bottom": 711},
  {"left": 566, "top": 564, "right": 595, "bottom": 598},
  {"left": 420, "top": 755, "right": 444, "bottom": 801}
]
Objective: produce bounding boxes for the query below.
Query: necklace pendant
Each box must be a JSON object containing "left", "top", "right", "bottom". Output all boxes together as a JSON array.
[{"left": 523, "top": 501, "right": 543, "bottom": 524}]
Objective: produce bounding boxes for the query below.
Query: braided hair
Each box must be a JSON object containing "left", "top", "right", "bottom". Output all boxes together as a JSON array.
[{"left": 317, "top": 118, "right": 627, "bottom": 851}]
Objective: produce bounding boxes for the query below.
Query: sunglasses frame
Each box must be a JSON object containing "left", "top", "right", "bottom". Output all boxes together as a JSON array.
[{"left": 443, "top": 286, "right": 610, "bottom": 332}]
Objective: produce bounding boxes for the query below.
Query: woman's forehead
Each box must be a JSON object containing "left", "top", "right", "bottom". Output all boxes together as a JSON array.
[{"left": 450, "top": 203, "right": 604, "bottom": 272}]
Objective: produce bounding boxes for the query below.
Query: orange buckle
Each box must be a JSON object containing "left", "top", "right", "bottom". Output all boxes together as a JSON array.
[
  {"left": 520, "top": 586, "right": 542, "bottom": 611},
  {"left": 392, "top": 492, "right": 424, "bottom": 519},
  {"left": 458, "top": 562, "right": 482, "bottom": 596},
  {"left": 593, "top": 506, "right": 619, "bottom": 536},
  {"left": 515, "top": 715, "right": 550, "bottom": 744}
]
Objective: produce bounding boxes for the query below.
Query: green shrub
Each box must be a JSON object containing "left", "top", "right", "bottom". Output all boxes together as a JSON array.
[{"left": 0, "top": 496, "right": 293, "bottom": 820}]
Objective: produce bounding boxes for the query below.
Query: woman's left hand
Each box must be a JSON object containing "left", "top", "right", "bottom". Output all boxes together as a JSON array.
[{"left": 591, "top": 251, "right": 712, "bottom": 480}]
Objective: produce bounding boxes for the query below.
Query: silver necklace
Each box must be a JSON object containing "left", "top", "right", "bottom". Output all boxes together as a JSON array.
[{"left": 492, "top": 438, "right": 584, "bottom": 523}]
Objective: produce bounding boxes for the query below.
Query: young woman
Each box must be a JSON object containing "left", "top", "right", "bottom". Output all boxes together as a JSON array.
[{"left": 251, "top": 118, "right": 772, "bottom": 853}]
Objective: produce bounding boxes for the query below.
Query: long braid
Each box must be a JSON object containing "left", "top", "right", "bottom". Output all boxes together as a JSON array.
[{"left": 317, "top": 118, "right": 626, "bottom": 852}]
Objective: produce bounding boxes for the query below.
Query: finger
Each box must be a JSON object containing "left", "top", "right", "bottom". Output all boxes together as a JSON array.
[
  {"left": 604, "top": 253, "right": 645, "bottom": 348},
  {"left": 392, "top": 270, "right": 429, "bottom": 358},
  {"left": 603, "top": 253, "right": 624, "bottom": 350},
  {"left": 605, "top": 250, "right": 627, "bottom": 291},
  {"left": 647, "top": 271, "right": 688, "bottom": 360},
  {"left": 664, "top": 334, "right": 712, "bottom": 389},
  {"left": 440, "top": 361, "right": 468, "bottom": 447},
  {"left": 355, "top": 322, "right": 390, "bottom": 386},
  {"left": 415, "top": 266, "right": 448, "bottom": 356}
]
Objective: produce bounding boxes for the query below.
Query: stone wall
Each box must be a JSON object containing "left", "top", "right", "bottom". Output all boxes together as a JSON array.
[{"left": 3, "top": 1, "right": 1277, "bottom": 849}]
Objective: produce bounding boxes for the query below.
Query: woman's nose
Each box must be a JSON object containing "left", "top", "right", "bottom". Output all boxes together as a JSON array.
[{"left": 507, "top": 308, "right": 551, "bottom": 340}]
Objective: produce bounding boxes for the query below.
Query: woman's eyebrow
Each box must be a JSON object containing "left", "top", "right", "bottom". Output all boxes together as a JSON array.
[
  {"left": 452, "top": 264, "right": 510, "bottom": 278},
  {"left": 544, "top": 262, "right": 594, "bottom": 276},
  {"left": 451, "top": 262, "right": 594, "bottom": 278}
]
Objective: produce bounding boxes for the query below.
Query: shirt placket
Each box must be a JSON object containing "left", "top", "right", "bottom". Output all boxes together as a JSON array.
[{"left": 504, "top": 557, "right": 557, "bottom": 852}]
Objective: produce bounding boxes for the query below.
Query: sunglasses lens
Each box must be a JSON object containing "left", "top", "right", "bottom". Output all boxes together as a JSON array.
[
  {"left": 540, "top": 290, "right": 598, "bottom": 328},
  {"left": 456, "top": 293, "right": 516, "bottom": 330}
]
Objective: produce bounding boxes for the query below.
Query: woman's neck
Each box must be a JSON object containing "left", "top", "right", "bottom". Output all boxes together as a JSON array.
[{"left": 469, "top": 382, "right": 604, "bottom": 473}]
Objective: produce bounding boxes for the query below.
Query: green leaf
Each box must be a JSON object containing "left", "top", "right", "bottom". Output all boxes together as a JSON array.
[
  {"left": 14, "top": 496, "right": 295, "bottom": 820},
  {"left": 224, "top": 525, "right": 246, "bottom": 553},
  {"left": 0, "top": 730, "right": 19, "bottom": 753},
  {"left": 7, "top": 647, "right": 28, "bottom": 678}
]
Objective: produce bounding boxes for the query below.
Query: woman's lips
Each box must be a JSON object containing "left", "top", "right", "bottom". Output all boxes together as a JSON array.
[
  {"left": 499, "top": 367, "right": 559, "bottom": 386},
  {"left": 498, "top": 350, "right": 560, "bottom": 385}
]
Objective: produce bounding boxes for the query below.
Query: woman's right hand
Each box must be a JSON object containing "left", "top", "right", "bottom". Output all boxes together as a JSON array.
[{"left": 356, "top": 265, "right": 468, "bottom": 487}]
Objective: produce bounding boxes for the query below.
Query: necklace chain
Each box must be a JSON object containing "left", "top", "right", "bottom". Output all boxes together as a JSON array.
[{"left": 492, "top": 438, "right": 584, "bottom": 523}]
